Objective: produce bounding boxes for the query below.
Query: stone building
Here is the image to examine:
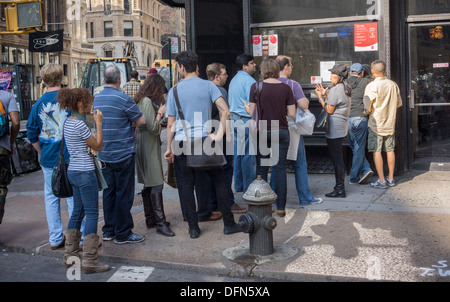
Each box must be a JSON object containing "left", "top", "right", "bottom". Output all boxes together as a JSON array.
[{"left": 85, "top": 0, "right": 167, "bottom": 75}]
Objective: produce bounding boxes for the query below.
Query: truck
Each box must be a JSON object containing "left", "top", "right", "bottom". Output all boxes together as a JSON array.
[
  {"left": 151, "top": 59, "right": 178, "bottom": 90},
  {"left": 80, "top": 57, "right": 138, "bottom": 95}
]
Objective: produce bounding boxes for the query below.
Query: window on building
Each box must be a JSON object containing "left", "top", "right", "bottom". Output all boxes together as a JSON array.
[
  {"left": 251, "top": 21, "right": 379, "bottom": 87},
  {"left": 104, "top": 21, "right": 113, "bottom": 37},
  {"left": 105, "top": 50, "right": 113, "bottom": 57},
  {"left": 124, "top": 21, "right": 133, "bottom": 37},
  {"left": 141, "top": 22, "right": 144, "bottom": 38},
  {"left": 90, "top": 22, "right": 94, "bottom": 38},
  {"left": 251, "top": 0, "right": 379, "bottom": 23},
  {"left": 124, "top": 0, "right": 131, "bottom": 14},
  {"left": 407, "top": 0, "right": 450, "bottom": 15},
  {"left": 104, "top": 0, "right": 111, "bottom": 15}
]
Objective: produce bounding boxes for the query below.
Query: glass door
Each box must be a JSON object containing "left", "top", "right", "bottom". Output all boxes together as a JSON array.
[{"left": 409, "top": 23, "right": 450, "bottom": 165}]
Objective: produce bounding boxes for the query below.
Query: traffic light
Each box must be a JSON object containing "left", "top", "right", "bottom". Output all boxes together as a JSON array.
[{"left": 4, "top": 1, "right": 44, "bottom": 32}]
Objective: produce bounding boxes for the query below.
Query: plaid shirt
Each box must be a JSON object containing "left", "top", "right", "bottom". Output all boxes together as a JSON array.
[{"left": 122, "top": 79, "right": 141, "bottom": 99}]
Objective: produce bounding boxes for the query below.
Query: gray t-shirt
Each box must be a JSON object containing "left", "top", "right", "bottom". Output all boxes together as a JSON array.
[
  {"left": 0, "top": 90, "right": 19, "bottom": 152},
  {"left": 325, "top": 83, "right": 350, "bottom": 139}
]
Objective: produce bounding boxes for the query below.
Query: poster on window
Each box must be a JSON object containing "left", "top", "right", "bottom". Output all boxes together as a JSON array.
[
  {"left": 268, "top": 34, "right": 278, "bottom": 56},
  {"left": 354, "top": 23, "right": 378, "bottom": 52},
  {"left": 0, "top": 66, "right": 13, "bottom": 91},
  {"left": 252, "top": 35, "right": 262, "bottom": 57}
]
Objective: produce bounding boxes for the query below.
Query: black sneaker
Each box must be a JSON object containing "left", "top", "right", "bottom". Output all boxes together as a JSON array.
[
  {"left": 114, "top": 233, "right": 145, "bottom": 244},
  {"left": 102, "top": 234, "right": 115, "bottom": 241},
  {"left": 359, "top": 170, "right": 374, "bottom": 184},
  {"left": 223, "top": 224, "right": 243, "bottom": 235}
]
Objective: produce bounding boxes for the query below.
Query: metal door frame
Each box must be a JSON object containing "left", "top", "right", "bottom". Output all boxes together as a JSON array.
[{"left": 406, "top": 21, "right": 450, "bottom": 165}]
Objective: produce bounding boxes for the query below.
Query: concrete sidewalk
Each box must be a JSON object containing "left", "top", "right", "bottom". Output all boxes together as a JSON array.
[{"left": 1, "top": 168, "right": 450, "bottom": 282}]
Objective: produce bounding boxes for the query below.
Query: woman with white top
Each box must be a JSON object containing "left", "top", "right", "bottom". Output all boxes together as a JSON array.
[{"left": 58, "top": 88, "right": 110, "bottom": 274}]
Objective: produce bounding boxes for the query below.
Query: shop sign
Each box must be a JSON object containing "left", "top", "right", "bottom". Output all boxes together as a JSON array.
[
  {"left": 29, "top": 29, "right": 64, "bottom": 52},
  {"left": 354, "top": 23, "right": 378, "bottom": 52},
  {"left": 433, "top": 63, "right": 449, "bottom": 68}
]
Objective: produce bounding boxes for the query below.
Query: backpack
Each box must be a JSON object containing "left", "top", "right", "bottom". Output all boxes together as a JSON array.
[{"left": 0, "top": 100, "right": 9, "bottom": 137}]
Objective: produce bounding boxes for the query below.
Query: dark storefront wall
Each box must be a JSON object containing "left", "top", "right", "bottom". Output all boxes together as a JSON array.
[
  {"left": 193, "top": 0, "right": 244, "bottom": 86},
  {"left": 249, "top": 0, "right": 384, "bottom": 173},
  {"left": 181, "top": 0, "right": 450, "bottom": 172}
]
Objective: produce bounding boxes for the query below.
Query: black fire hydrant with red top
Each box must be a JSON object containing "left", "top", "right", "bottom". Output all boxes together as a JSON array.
[{"left": 239, "top": 176, "right": 278, "bottom": 256}]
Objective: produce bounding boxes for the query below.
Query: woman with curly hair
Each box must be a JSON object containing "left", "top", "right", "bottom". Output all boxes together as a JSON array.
[
  {"left": 134, "top": 74, "right": 175, "bottom": 237},
  {"left": 58, "top": 88, "right": 110, "bottom": 274}
]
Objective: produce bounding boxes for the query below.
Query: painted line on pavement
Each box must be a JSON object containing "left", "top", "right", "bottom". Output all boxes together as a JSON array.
[{"left": 107, "top": 265, "right": 155, "bottom": 282}]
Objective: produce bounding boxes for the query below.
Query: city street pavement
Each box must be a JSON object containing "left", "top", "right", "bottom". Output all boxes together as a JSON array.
[{"left": 1, "top": 164, "right": 450, "bottom": 282}]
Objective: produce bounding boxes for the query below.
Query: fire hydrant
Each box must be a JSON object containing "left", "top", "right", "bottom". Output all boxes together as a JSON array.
[{"left": 239, "top": 176, "right": 278, "bottom": 256}]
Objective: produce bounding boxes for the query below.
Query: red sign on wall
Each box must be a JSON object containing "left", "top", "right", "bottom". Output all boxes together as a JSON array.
[{"left": 354, "top": 23, "right": 378, "bottom": 52}]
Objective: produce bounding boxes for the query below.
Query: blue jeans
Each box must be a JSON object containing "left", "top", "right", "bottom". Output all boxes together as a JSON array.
[
  {"left": 347, "top": 117, "right": 372, "bottom": 183},
  {"left": 42, "top": 166, "right": 77, "bottom": 246},
  {"left": 67, "top": 170, "right": 99, "bottom": 236},
  {"left": 101, "top": 155, "right": 136, "bottom": 241},
  {"left": 291, "top": 136, "right": 315, "bottom": 205},
  {"left": 258, "top": 129, "right": 290, "bottom": 210},
  {"left": 231, "top": 114, "right": 256, "bottom": 192}
]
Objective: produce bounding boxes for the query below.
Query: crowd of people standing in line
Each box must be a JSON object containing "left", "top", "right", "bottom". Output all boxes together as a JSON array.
[{"left": 0, "top": 49, "right": 402, "bottom": 275}]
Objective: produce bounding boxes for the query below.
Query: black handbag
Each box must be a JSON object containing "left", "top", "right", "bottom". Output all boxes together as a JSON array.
[
  {"left": 315, "top": 106, "right": 330, "bottom": 134},
  {"left": 173, "top": 85, "right": 226, "bottom": 170},
  {"left": 51, "top": 126, "right": 73, "bottom": 198}
]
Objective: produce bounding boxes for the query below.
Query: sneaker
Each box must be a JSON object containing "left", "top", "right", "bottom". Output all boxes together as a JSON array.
[
  {"left": 114, "top": 233, "right": 145, "bottom": 244},
  {"left": 359, "top": 170, "right": 374, "bottom": 184},
  {"left": 386, "top": 178, "right": 396, "bottom": 187},
  {"left": 231, "top": 203, "right": 248, "bottom": 214},
  {"left": 102, "top": 234, "right": 115, "bottom": 241},
  {"left": 370, "top": 180, "right": 388, "bottom": 189},
  {"left": 303, "top": 198, "right": 323, "bottom": 206}
]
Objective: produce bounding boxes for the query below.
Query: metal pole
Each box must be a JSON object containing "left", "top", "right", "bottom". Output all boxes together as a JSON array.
[{"left": 169, "top": 38, "right": 173, "bottom": 88}]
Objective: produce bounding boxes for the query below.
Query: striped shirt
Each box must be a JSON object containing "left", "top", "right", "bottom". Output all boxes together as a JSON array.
[
  {"left": 93, "top": 86, "right": 142, "bottom": 163},
  {"left": 64, "top": 118, "right": 94, "bottom": 171}
]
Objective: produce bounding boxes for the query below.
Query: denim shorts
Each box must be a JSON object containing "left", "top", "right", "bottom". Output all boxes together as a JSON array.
[{"left": 368, "top": 128, "right": 395, "bottom": 152}]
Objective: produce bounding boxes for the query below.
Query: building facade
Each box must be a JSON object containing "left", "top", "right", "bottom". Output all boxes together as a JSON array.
[
  {"left": 161, "top": 0, "right": 450, "bottom": 173},
  {"left": 85, "top": 0, "right": 167, "bottom": 75}
]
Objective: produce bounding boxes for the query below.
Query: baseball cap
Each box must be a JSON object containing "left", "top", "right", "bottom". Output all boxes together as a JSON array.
[
  {"left": 147, "top": 68, "right": 158, "bottom": 74},
  {"left": 350, "top": 63, "right": 364, "bottom": 75}
]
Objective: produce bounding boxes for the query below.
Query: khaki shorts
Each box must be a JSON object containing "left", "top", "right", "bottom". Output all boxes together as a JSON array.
[{"left": 368, "top": 128, "right": 395, "bottom": 152}]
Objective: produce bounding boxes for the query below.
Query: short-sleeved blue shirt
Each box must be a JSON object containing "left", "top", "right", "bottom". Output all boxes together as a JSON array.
[
  {"left": 93, "top": 86, "right": 142, "bottom": 163},
  {"left": 166, "top": 77, "right": 222, "bottom": 141},
  {"left": 228, "top": 70, "right": 256, "bottom": 118}
]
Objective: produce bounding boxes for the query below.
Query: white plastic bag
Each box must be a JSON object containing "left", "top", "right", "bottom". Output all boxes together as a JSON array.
[{"left": 295, "top": 109, "right": 316, "bottom": 136}]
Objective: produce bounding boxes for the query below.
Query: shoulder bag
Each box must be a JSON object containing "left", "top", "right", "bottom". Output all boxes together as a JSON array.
[
  {"left": 315, "top": 104, "right": 330, "bottom": 134},
  {"left": 249, "top": 81, "right": 263, "bottom": 132},
  {"left": 173, "top": 85, "right": 226, "bottom": 170},
  {"left": 51, "top": 123, "right": 73, "bottom": 198},
  {"left": 72, "top": 112, "right": 108, "bottom": 191}
]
